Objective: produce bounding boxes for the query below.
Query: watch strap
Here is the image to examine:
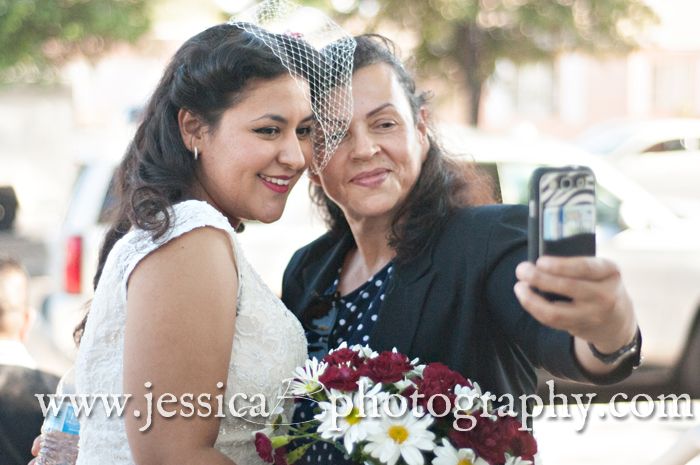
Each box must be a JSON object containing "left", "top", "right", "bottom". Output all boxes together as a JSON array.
[{"left": 588, "top": 326, "right": 642, "bottom": 365}]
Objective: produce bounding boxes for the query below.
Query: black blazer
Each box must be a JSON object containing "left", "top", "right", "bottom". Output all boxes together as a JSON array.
[
  {"left": 0, "top": 365, "right": 59, "bottom": 465},
  {"left": 283, "top": 204, "right": 636, "bottom": 402}
]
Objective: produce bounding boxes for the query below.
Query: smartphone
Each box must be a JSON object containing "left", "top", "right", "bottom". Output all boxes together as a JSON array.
[{"left": 528, "top": 166, "right": 596, "bottom": 299}]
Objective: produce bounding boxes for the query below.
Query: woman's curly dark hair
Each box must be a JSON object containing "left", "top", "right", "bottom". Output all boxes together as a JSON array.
[
  {"left": 310, "top": 34, "right": 496, "bottom": 263},
  {"left": 74, "top": 23, "right": 315, "bottom": 343}
]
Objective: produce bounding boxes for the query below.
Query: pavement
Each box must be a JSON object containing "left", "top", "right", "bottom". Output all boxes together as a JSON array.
[{"left": 534, "top": 400, "right": 700, "bottom": 464}]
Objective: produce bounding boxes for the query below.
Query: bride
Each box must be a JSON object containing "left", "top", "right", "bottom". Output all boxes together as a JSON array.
[{"left": 63, "top": 14, "right": 354, "bottom": 465}]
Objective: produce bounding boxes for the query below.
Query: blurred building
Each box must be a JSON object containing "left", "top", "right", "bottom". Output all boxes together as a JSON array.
[
  {"left": 480, "top": 0, "right": 700, "bottom": 136},
  {"left": 3, "top": 0, "right": 700, "bottom": 235}
]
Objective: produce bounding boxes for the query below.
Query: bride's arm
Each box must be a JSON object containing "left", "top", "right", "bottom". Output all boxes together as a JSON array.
[{"left": 123, "top": 227, "right": 239, "bottom": 465}]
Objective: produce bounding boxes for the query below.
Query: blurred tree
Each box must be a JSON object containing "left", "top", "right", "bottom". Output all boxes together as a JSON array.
[
  {"left": 0, "top": 0, "right": 150, "bottom": 82},
  {"left": 306, "top": 0, "right": 657, "bottom": 125}
]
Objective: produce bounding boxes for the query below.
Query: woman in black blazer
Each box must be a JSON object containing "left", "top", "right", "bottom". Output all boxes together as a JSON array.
[{"left": 282, "top": 34, "right": 640, "bottom": 464}]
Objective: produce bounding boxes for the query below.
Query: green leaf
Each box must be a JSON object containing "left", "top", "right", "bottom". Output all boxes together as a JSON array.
[
  {"left": 286, "top": 442, "right": 313, "bottom": 464},
  {"left": 0, "top": 0, "right": 150, "bottom": 82}
]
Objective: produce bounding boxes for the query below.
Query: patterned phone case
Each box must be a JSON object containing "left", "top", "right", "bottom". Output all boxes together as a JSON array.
[{"left": 528, "top": 166, "right": 596, "bottom": 262}]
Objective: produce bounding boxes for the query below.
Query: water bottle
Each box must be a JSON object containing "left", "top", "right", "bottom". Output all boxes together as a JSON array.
[{"left": 36, "top": 368, "right": 80, "bottom": 465}]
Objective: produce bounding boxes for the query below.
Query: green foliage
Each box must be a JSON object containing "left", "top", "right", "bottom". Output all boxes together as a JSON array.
[
  {"left": 406, "top": 0, "right": 655, "bottom": 76},
  {"left": 305, "top": 0, "right": 658, "bottom": 123},
  {"left": 0, "top": 0, "right": 150, "bottom": 81}
]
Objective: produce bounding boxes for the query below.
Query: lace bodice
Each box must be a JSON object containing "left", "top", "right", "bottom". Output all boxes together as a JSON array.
[{"left": 74, "top": 200, "right": 308, "bottom": 465}]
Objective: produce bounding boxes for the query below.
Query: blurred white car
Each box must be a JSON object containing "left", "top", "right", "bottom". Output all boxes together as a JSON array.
[
  {"left": 43, "top": 127, "right": 700, "bottom": 395},
  {"left": 42, "top": 159, "right": 117, "bottom": 357},
  {"left": 576, "top": 118, "right": 700, "bottom": 219}
]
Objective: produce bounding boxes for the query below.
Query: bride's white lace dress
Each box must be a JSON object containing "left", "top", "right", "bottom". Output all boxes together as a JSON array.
[{"left": 74, "top": 200, "right": 307, "bottom": 464}]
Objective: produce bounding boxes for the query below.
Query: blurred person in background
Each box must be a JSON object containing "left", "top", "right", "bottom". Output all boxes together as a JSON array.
[
  {"left": 283, "top": 34, "right": 641, "bottom": 464},
  {"left": 0, "top": 256, "right": 59, "bottom": 465}
]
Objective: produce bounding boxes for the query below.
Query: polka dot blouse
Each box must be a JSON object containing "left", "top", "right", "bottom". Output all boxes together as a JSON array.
[{"left": 293, "top": 262, "right": 395, "bottom": 465}]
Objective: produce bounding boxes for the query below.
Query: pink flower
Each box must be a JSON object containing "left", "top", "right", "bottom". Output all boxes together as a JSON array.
[
  {"left": 254, "top": 432, "right": 274, "bottom": 463},
  {"left": 273, "top": 447, "right": 288, "bottom": 465}
]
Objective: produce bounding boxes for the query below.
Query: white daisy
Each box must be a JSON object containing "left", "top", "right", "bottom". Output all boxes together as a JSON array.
[
  {"left": 504, "top": 453, "right": 533, "bottom": 465},
  {"left": 362, "top": 398, "right": 436, "bottom": 465},
  {"left": 315, "top": 380, "right": 383, "bottom": 454},
  {"left": 410, "top": 363, "right": 426, "bottom": 378},
  {"left": 288, "top": 358, "right": 327, "bottom": 397},
  {"left": 394, "top": 379, "right": 417, "bottom": 393},
  {"left": 350, "top": 343, "right": 378, "bottom": 359},
  {"left": 329, "top": 341, "right": 350, "bottom": 353},
  {"left": 453, "top": 382, "right": 489, "bottom": 413},
  {"left": 432, "top": 438, "right": 489, "bottom": 465}
]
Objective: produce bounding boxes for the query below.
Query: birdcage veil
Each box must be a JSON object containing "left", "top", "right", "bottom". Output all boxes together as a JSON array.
[{"left": 229, "top": 0, "right": 355, "bottom": 173}]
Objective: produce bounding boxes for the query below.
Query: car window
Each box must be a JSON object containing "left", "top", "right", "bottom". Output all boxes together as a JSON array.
[
  {"left": 98, "top": 171, "right": 118, "bottom": 224},
  {"left": 596, "top": 184, "right": 624, "bottom": 233},
  {"left": 63, "top": 165, "right": 91, "bottom": 227},
  {"left": 642, "top": 138, "right": 700, "bottom": 153},
  {"left": 472, "top": 162, "right": 502, "bottom": 203},
  {"left": 66, "top": 165, "right": 87, "bottom": 212},
  {"left": 576, "top": 124, "right": 635, "bottom": 155},
  {"left": 482, "top": 161, "right": 625, "bottom": 233}
]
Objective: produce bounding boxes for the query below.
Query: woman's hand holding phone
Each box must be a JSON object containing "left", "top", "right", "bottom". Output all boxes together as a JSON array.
[
  {"left": 514, "top": 255, "right": 639, "bottom": 375},
  {"left": 513, "top": 256, "right": 637, "bottom": 355},
  {"left": 516, "top": 165, "right": 640, "bottom": 375}
]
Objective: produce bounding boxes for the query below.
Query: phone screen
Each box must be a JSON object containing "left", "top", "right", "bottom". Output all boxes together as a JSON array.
[{"left": 537, "top": 169, "right": 596, "bottom": 257}]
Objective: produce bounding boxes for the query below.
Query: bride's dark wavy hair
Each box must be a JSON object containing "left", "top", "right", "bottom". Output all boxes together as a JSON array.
[
  {"left": 74, "top": 23, "right": 315, "bottom": 344},
  {"left": 310, "top": 34, "right": 496, "bottom": 263}
]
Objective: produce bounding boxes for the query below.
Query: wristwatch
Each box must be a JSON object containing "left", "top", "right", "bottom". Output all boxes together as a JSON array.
[{"left": 588, "top": 327, "right": 642, "bottom": 366}]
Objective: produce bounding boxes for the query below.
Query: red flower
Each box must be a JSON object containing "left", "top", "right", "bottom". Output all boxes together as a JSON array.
[
  {"left": 449, "top": 415, "right": 537, "bottom": 464},
  {"left": 416, "top": 363, "right": 469, "bottom": 415},
  {"left": 501, "top": 416, "right": 537, "bottom": 460},
  {"left": 450, "top": 416, "right": 506, "bottom": 464},
  {"left": 323, "top": 347, "right": 363, "bottom": 368},
  {"left": 358, "top": 351, "right": 413, "bottom": 384},
  {"left": 254, "top": 432, "right": 274, "bottom": 463},
  {"left": 319, "top": 364, "right": 360, "bottom": 391},
  {"left": 401, "top": 384, "right": 417, "bottom": 398}
]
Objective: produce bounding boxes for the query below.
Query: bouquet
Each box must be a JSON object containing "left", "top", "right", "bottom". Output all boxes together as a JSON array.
[{"left": 254, "top": 343, "right": 537, "bottom": 465}]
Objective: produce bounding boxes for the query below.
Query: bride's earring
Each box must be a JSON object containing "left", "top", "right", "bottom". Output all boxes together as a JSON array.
[{"left": 193, "top": 146, "right": 199, "bottom": 161}]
